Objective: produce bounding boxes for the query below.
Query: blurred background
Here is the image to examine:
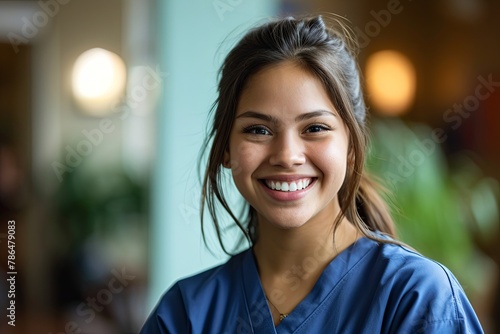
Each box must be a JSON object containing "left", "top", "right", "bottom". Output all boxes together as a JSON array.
[{"left": 0, "top": 0, "right": 499, "bottom": 333}]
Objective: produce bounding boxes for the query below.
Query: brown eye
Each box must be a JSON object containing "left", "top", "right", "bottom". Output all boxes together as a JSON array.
[
  {"left": 243, "top": 125, "right": 271, "bottom": 135},
  {"left": 305, "top": 124, "right": 330, "bottom": 133}
]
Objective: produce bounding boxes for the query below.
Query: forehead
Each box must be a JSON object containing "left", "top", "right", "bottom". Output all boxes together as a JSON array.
[{"left": 236, "top": 61, "right": 338, "bottom": 118}]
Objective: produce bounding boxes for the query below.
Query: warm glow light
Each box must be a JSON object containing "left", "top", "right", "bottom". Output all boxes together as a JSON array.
[
  {"left": 72, "top": 48, "right": 126, "bottom": 116},
  {"left": 365, "top": 50, "right": 416, "bottom": 116}
]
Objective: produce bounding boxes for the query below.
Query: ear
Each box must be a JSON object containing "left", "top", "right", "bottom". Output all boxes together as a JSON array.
[{"left": 222, "top": 148, "right": 231, "bottom": 168}]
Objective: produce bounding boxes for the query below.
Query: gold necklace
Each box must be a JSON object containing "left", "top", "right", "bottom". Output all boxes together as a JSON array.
[{"left": 266, "top": 296, "right": 289, "bottom": 321}]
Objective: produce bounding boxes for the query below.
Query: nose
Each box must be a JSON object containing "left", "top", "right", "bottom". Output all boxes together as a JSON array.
[{"left": 268, "top": 132, "right": 306, "bottom": 168}]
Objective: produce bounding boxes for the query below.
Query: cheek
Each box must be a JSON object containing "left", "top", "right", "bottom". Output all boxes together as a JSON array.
[
  {"left": 311, "top": 140, "right": 348, "bottom": 181},
  {"left": 228, "top": 140, "right": 261, "bottom": 179}
]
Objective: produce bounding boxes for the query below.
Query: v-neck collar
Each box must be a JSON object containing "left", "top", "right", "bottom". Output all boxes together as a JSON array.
[{"left": 240, "top": 237, "right": 376, "bottom": 333}]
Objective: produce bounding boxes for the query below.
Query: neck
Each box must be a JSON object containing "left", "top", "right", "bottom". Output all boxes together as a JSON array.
[{"left": 253, "top": 214, "right": 360, "bottom": 281}]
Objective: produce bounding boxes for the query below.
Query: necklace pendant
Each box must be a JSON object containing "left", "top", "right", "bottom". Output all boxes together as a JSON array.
[{"left": 279, "top": 313, "right": 288, "bottom": 321}]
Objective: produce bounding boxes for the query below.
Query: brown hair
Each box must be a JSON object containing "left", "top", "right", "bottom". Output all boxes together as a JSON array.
[{"left": 200, "top": 15, "right": 396, "bottom": 254}]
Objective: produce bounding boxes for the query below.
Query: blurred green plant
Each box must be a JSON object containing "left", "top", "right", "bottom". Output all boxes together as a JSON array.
[
  {"left": 54, "top": 166, "right": 149, "bottom": 252},
  {"left": 367, "top": 118, "right": 499, "bottom": 297}
]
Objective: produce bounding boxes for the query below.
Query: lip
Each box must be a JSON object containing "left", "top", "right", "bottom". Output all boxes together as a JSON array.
[
  {"left": 258, "top": 177, "right": 317, "bottom": 202},
  {"left": 259, "top": 174, "right": 315, "bottom": 182}
]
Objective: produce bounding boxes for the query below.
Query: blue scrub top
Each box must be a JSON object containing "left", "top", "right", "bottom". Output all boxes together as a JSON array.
[{"left": 140, "top": 237, "right": 484, "bottom": 333}]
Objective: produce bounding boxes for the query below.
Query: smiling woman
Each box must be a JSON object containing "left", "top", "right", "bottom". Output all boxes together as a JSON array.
[{"left": 140, "top": 15, "right": 484, "bottom": 333}]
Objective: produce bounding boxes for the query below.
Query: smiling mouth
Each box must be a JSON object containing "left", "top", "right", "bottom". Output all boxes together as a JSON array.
[{"left": 260, "top": 178, "right": 316, "bottom": 192}]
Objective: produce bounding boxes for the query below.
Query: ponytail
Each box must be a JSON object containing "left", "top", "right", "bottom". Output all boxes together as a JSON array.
[{"left": 356, "top": 173, "right": 397, "bottom": 237}]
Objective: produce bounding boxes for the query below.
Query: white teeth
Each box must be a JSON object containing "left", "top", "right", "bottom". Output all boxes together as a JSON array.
[
  {"left": 264, "top": 178, "right": 313, "bottom": 192},
  {"left": 281, "top": 182, "right": 289, "bottom": 191}
]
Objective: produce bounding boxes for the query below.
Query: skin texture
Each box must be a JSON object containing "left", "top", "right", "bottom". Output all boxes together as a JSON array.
[{"left": 224, "top": 61, "right": 360, "bottom": 325}]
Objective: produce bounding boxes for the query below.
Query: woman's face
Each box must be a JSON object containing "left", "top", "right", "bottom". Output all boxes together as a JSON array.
[{"left": 225, "top": 61, "right": 350, "bottom": 229}]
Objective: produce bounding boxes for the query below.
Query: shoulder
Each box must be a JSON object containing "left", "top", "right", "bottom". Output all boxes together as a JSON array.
[
  {"left": 355, "top": 237, "right": 460, "bottom": 296},
  {"left": 375, "top": 241, "right": 455, "bottom": 284},
  {"left": 369, "top": 241, "right": 483, "bottom": 333},
  {"left": 368, "top": 240, "right": 465, "bottom": 306},
  {"left": 174, "top": 249, "right": 247, "bottom": 299},
  {"left": 140, "top": 249, "right": 249, "bottom": 333},
  {"left": 159, "top": 249, "right": 248, "bottom": 306},
  {"left": 359, "top": 239, "right": 464, "bottom": 307}
]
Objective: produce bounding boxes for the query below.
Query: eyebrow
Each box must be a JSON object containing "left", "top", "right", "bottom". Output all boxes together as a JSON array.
[
  {"left": 236, "top": 110, "right": 337, "bottom": 123},
  {"left": 295, "top": 110, "right": 337, "bottom": 122}
]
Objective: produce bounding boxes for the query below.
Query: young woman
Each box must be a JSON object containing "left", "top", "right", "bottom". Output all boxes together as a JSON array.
[{"left": 141, "top": 15, "right": 484, "bottom": 333}]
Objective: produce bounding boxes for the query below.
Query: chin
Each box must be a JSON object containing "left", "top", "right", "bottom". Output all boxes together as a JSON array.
[
  {"left": 272, "top": 221, "right": 305, "bottom": 230},
  {"left": 260, "top": 213, "right": 312, "bottom": 230}
]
